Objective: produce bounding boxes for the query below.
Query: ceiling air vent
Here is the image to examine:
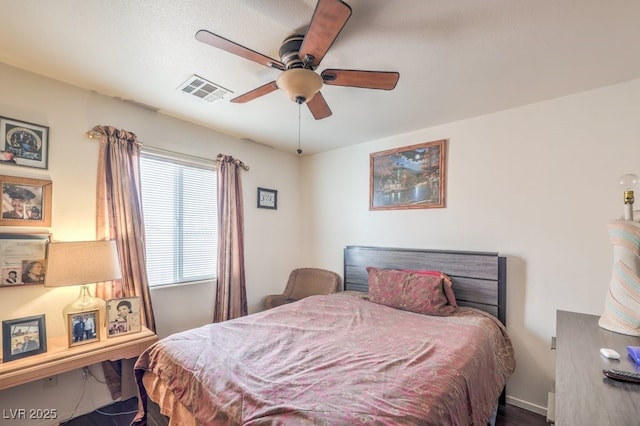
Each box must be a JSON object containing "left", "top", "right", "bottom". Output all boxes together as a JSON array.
[{"left": 178, "top": 75, "right": 232, "bottom": 103}]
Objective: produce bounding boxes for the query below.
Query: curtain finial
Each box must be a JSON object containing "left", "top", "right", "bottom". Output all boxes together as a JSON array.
[{"left": 86, "top": 130, "right": 102, "bottom": 139}]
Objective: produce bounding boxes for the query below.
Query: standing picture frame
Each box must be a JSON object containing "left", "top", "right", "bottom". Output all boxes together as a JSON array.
[
  {"left": 369, "top": 139, "right": 447, "bottom": 210},
  {"left": 106, "top": 297, "right": 142, "bottom": 337},
  {"left": 2, "top": 314, "right": 47, "bottom": 362},
  {"left": 0, "top": 175, "right": 52, "bottom": 227},
  {"left": 67, "top": 310, "right": 100, "bottom": 347},
  {"left": 257, "top": 187, "right": 277, "bottom": 210},
  {"left": 0, "top": 116, "right": 49, "bottom": 170},
  {"left": 0, "top": 233, "right": 50, "bottom": 287}
]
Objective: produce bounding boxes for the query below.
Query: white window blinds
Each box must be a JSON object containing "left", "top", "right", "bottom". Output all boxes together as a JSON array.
[{"left": 140, "top": 150, "right": 217, "bottom": 287}]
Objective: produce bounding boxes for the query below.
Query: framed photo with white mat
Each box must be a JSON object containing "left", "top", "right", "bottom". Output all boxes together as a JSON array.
[{"left": 106, "top": 297, "right": 141, "bottom": 337}]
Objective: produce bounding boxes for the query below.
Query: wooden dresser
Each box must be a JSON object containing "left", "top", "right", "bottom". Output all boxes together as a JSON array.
[{"left": 555, "top": 310, "right": 640, "bottom": 425}]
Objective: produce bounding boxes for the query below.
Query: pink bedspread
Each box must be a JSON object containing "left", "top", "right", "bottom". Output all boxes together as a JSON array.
[{"left": 134, "top": 293, "right": 515, "bottom": 425}]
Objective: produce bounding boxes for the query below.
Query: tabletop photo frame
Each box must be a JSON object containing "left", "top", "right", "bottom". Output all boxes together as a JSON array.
[
  {"left": 106, "top": 296, "right": 142, "bottom": 337},
  {"left": 67, "top": 310, "right": 100, "bottom": 347},
  {"left": 2, "top": 314, "right": 47, "bottom": 362}
]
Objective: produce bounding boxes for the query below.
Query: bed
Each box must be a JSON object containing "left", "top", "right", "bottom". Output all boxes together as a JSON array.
[{"left": 132, "top": 246, "right": 514, "bottom": 425}]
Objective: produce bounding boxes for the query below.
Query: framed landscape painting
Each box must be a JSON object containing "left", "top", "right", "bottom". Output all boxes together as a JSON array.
[{"left": 369, "top": 139, "right": 447, "bottom": 210}]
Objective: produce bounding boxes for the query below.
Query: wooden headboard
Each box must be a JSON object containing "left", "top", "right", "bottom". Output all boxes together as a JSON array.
[{"left": 343, "top": 246, "right": 507, "bottom": 325}]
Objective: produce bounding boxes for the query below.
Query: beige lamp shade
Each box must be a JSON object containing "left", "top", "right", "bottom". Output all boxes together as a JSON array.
[
  {"left": 276, "top": 68, "right": 323, "bottom": 104},
  {"left": 46, "top": 240, "right": 122, "bottom": 336},
  {"left": 45, "top": 240, "right": 122, "bottom": 287}
]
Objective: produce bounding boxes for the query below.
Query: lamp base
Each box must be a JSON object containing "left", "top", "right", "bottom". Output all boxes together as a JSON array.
[
  {"left": 63, "top": 285, "right": 107, "bottom": 341},
  {"left": 599, "top": 220, "right": 640, "bottom": 336}
]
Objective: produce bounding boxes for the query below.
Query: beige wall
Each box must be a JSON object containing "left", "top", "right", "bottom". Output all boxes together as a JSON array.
[
  {"left": 299, "top": 78, "right": 640, "bottom": 414},
  {"left": 0, "top": 63, "right": 302, "bottom": 424}
]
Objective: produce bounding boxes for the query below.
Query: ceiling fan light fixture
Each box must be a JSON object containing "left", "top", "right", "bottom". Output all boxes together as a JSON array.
[{"left": 276, "top": 68, "right": 323, "bottom": 104}]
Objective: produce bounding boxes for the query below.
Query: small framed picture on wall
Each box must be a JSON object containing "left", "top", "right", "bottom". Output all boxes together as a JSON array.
[
  {"left": 0, "top": 116, "right": 49, "bottom": 170},
  {"left": 257, "top": 187, "right": 277, "bottom": 210},
  {"left": 0, "top": 233, "right": 50, "bottom": 287},
  {"left": 0, "top": 175, "right": 52, "bottom": 227}
]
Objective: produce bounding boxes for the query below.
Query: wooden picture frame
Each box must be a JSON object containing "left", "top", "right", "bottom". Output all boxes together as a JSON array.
[
  {"left": 370, "top": 139, "right": 447, "bottom": 210},
  {"left": 2, "top": 314, "right": 47, "bottom": 362},
  {"left": 0, "top": 233, "right": 50, "bottom": 287},
  {"left": 106, "top": 297, "right": 142, "bottom": 337},
  {"left": 0, "top": 116, "right": 49, "bottom": 170},
  {"left": 0, "top": 175, "right": 52, "bottom": 227},
  {"left": 257, "top": 187, "right": 277, "bottom": 210},
  {"left": 67, "top": 310, "right": 100, "bottom": 347}
]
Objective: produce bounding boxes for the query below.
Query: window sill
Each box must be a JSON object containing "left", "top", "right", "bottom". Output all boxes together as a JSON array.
[{"left": 149, "top": 278, "right": 215, "bottom": 291}]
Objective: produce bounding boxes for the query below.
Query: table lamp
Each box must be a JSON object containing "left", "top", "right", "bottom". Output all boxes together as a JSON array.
[
  {"left": 599, "top": 174, "right": 640, "bottom": 335},
  {"left": 45, "top": 240, "right": 122, "bottom": 331}
]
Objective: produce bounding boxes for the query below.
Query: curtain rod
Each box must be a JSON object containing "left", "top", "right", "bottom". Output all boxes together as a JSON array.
[
  {"left": 217, "top": 154, "right": 250, "bottom": 171},
  {"left": 87, "top": 131, "right": 250, "bottom": 170},
  {"left": 85, "top": 129, "right": 142, "bottom": 145},
  {"left": 144, "top": 145, "right": 218, "bottom": 169}
]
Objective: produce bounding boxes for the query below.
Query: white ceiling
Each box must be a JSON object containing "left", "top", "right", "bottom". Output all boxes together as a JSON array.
[{"left": 1, "top": 0, "right": 639, "bottom": 155}]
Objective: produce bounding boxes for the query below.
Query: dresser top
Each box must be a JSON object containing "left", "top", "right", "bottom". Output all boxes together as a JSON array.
[{"left": 555, "top": 310, "right": 640, "bottom": 426}]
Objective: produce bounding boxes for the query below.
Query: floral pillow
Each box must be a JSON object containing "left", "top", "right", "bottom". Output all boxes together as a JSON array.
[
  {"left": 366, "top": 267, "right": 457, "bottom": 316},
  {"left": 399, "top": 269, "right": 458, "bottom": 307}
]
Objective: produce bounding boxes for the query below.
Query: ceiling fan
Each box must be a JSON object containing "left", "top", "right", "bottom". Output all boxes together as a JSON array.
[{"left": 195, "top": 0, "right": 400, "bottom": 120}]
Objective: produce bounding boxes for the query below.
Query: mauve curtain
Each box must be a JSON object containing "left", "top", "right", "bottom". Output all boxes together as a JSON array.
[
  {"left": 90, "top": 125, "right": 156, "bottom": 399},
  {"left": 215, "top": 154, "right": 249, "bottom": 322}
]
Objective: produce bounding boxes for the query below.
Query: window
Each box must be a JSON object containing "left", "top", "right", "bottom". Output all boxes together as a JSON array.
[{"left": 139, "top": 149, "right": 217, "bottom": 287}]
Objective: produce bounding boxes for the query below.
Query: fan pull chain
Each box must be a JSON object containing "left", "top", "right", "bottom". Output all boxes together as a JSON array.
[{"left": 296, "top": 102, "right": 302, "bottom": 155}]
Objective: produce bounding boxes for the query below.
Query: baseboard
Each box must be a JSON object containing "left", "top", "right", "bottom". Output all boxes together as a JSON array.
[
  {"left": 506, "top": 395, "right": 548, "bottom": 417},
  {"left": 546, "top": 392, "right": 556, "bottom": 423}
]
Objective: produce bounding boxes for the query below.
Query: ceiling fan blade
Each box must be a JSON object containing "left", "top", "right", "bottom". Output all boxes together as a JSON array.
[
  {"left": 231, "top": 81, "right": 279, "bottom": 104},
  {"left": 307, "top": 92, "right": 332, "bottom": 120},
  {"left": 321, "top": 69, "right": 400, "bottom": 90},
  {"left": 195, "top": 29, "right": 284, "bottom": 71},
  {"left": 299, "top": 0, "right": 352, "bottom": 67}
]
